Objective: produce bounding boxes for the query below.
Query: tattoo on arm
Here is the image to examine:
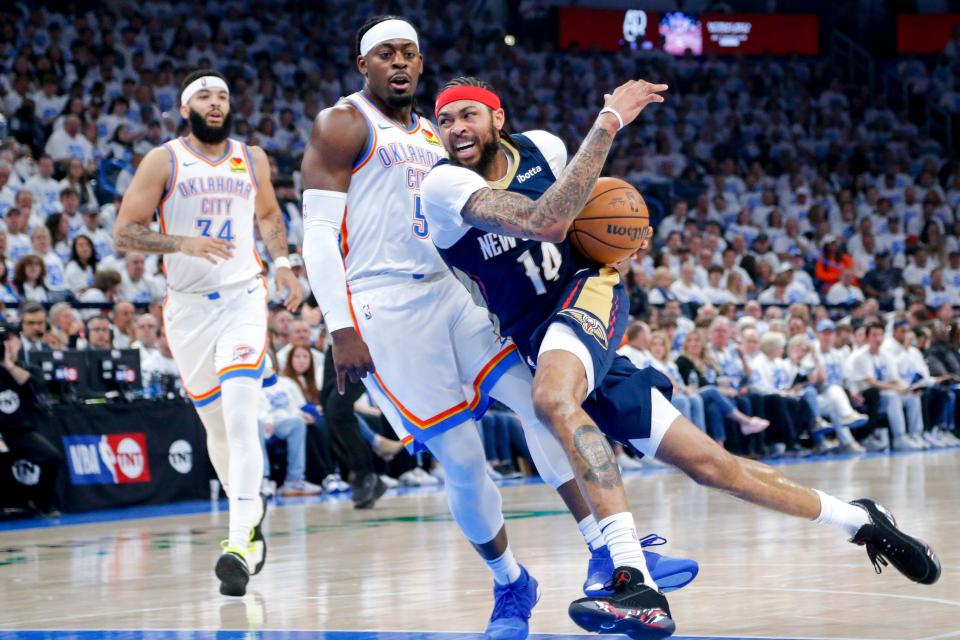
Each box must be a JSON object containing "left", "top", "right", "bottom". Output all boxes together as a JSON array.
[
  {"left": 258, "top": 212, "right": 289, "bottom": 259},
  {"left": 573, "top": 425, "right": 623, "bottom": 489},
  {"left": 461, "top": 124, "right": 615, "bottom": 240},
  {"left": 115, "top": 223, "right": 184, "bottom": 254}
]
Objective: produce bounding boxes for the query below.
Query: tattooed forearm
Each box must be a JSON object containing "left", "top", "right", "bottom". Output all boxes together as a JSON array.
[
  {"left": 461, "top": 123, "right": 615, "bottom": 242},
  {"left": 573, "top": 424, "right": 623, "bottom": 489},
  {"left": 258, "top": 211, "right": 290, "bottom": 259},
  {"left": 115, "top": 223, "right": 184, "bottom": 254}
]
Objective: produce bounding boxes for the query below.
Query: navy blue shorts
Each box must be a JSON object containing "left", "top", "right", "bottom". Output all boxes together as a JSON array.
[{"left": 526, "top": 266, "right": 674, "bottom": 448}]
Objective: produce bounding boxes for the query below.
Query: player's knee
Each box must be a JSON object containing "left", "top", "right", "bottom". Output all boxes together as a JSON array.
[
  {"left": 531, "top": 382, "right": 579, "bottom": 429},
  {"left": 686, "top": 446, "right": 739, "bottom": 490}
]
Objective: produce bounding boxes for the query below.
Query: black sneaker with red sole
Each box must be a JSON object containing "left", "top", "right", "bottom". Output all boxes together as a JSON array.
[
  {"left": 568, "top": 566, "right": 675, "bottom": 640},
  {"left": 850, "top": 498, "right": 941, "bottom": 585}
]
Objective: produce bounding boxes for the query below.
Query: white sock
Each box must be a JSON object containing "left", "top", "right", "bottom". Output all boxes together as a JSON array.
[
  {"left": 599, "top": 512, "right": 657, "bottom": 590},
  {"left": 578, "top": 514, "right": 605, "bottom": 551},
  {"left": 221, "top": 377, "right": 266, "bottom": 550},
  {"left": 814, "top": 489, "right": 869, "bottom": 538},
  {"left": 486, "top": 545, "right": 522, "bottom": 585}
]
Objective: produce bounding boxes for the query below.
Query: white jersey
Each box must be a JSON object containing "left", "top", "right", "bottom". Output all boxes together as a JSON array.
[
  {"left": 158, "top": 137, "right": 262, "bottom": 294},
  {"left": 340, "top": 92, "right": 448, "bottom": 285}
]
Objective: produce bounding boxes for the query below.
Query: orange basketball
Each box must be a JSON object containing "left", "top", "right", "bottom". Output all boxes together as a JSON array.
[{"left": 568, "top": 177, "right": 652, "bottom": 265}]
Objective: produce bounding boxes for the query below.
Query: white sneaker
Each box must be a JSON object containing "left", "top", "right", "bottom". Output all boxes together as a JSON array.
[
  {"left": 923, "top": 431, "right": 946, "bottom": 448},
  {"left": 398, "top": 469, "right": 423, "bottom": 486},
  {"left": 379, "top": 474, "right": 399, "bottom": 489},
  {"left": 280, "top": 480, "right": 323, "bottom": 496},
  {"left": 321, "top": 474, "right": 348, "bottom": 493},
  {"left": 841, "top": 412, "right": 870, "bottom": 427},
  {"left": 940, "top": 430, "right": 960, "bottom": 446},
  {"left": 616, "top": 452, "right": 644, "bottom": 470},
  {"left": 413, "top": 467, "right": 440, "bottom": 486},
  {"left": 260, "top": 478, "right": 277, "bottom": 497},
  {"left": 909, "top": 433, "right": 931, "bottom": 449}
]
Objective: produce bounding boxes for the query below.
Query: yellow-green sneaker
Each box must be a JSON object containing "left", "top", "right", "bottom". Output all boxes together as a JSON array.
[{"left": 216, "top": 541, "right": 251, "bottom": 597}]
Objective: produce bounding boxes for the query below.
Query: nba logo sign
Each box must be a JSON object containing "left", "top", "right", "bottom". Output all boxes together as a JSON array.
[{"left": 63, "top": 433, "right": 152, "bottom": 485}]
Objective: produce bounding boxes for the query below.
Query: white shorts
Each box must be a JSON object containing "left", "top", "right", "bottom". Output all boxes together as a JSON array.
[
  {"left": 348, "top": 273, "right": 521, "bottom": 451},
  {"left": 164, "top": 276, "right": 269, "bottom": 407}
]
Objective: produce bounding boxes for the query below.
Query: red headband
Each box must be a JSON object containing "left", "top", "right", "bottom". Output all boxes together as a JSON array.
[{"left": 434, "top": 85, "right": 501, "bottom": 117}]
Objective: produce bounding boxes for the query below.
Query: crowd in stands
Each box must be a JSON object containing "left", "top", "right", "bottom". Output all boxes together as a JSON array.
[{"left": 3, "top": 1, "right": 960, "bottom": 501}]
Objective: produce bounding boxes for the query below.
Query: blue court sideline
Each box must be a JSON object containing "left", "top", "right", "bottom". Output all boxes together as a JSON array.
[{"left": 0, "top": 632, "right": 824, "bottom": 640}]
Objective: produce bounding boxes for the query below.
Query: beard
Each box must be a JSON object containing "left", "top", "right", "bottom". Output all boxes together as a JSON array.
[
  {"left": 385, "top": 93, "right": 414, "bottom": 109},
  {"left": 188, "top": 108, "right": 232, "bottom": 144},
  {"left": 447, "top": 122, "right": 501, "bottom": 177}
]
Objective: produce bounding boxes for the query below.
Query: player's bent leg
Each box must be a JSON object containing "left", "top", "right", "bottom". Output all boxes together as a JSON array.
[
  {"left": 426, "top": 425, "right": 539, "bottom": 640},
  {"left": 650, "top": 389, "right": 941, "bottom": 585},
  {"left": 488, "top": 362, "right": 696, "bottom": 596}
]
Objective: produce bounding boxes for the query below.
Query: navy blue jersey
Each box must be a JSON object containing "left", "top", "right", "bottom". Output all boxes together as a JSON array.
[{"left": 436, "top": 133, "right": 589, "bottom": 353}]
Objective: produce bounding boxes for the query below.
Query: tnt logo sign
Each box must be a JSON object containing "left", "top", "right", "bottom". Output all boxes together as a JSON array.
[{"left": 63, "top": 433, "right": 151, "bottom": 485}]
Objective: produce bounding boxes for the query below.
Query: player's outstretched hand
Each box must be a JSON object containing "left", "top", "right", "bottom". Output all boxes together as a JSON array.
[
  {"left": 181, "top": 237, "right": 234, "bottom": 263},
  {"left": 331, "top": 327, "right": 376, "bottom": 394},
  {"left": 274, "top": 266, "right": 303, "bottom": 312},
  {"left": 600, "top": 80, "right": 668, "bottom": 131}
]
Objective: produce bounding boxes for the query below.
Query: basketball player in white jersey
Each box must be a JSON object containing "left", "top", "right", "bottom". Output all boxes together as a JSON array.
[
  {"left": 114, "top": 69, "right": 302, "bottom": 597},
  {"left": 299, "top": 17, "right": 694, "bottom": 638}
]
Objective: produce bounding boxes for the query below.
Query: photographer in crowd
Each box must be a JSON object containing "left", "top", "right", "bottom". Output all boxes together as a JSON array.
[{"left": 0, "top": 323, "right": 62, "bottom": 518}]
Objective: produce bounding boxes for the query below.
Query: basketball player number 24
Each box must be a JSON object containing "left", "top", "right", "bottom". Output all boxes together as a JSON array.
[{"left": 196, "top": 217, "right": 235, "bottom": 242}]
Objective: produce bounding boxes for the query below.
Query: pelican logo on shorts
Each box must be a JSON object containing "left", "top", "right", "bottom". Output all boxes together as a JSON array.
[
  {"left": 229, "top": 157, "right": 246, "bottom": 173},
  {"left": 557, "top": 308, "right": 609, "bottom": 350},
  {"left": 422, "top": 129, "right": 442, "bottom": 146},
  {"left": 232, "top": 344, "right": 256, "bottom": 362},
  {"left": 63, "top": 433, "right": 151, "bottom": 485}
]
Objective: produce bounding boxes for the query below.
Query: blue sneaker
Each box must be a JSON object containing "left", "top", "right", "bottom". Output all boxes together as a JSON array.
[
  {"left": 583, "top": 534, "right": 699, "bottom": 597},
  {"left": 485, "top": 565, "right": 540, "bottom": 640}
]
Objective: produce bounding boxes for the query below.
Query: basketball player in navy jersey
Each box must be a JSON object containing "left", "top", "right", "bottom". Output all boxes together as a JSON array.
[
  {"left": 421, "top": 77, "right": 940, "bottom": 639},
  {"left": 301, "top": 16, "right": 697, "bottom": 638}
]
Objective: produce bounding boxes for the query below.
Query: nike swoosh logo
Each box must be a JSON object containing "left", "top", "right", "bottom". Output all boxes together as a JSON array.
[
  {"left": 377, "top": 123, "right": 392, "bottom": 130},
  {"left": 183, "top": 161, "right": 199, "bottom": 167},
  {"left": 247, "top": 286, "right": 259, "bottom": 293}
]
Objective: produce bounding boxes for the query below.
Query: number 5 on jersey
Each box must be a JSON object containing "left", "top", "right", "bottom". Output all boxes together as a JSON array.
[
  {"left": 412, "top": 195, "right": 429, "bottom": 239},
  {"left": 196, "top": 217, "right": 235, "bottom": 242}
]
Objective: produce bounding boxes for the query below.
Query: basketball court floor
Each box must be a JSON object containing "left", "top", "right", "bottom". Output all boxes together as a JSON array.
[{"left": 0, "top": 449, "right": 956, "bottom": 640}]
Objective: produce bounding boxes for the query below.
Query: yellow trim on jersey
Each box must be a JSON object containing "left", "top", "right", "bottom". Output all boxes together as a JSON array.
[
  {"left": 572, "top": 268, "right": 620, "bottom": 326},
  {"left": 486, "top": 139, "right": 522, "bottom": 190}
]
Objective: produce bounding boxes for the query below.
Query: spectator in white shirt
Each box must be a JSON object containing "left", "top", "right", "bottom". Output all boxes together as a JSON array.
[
  {"left": 902, "top": 247, "right": 935, "bottom": 287},
  {"left": 120, "top": 251, "right": 163, "bottom": 304},
  {"left": 30, "top": 226, "right": 67, "bottom": 298},
  {"left": 79, "top": 208, "right": 114, "bottom": 260},
  {"left": 275, "top": 319, "right": 324, "bottom": 386},
  {"left": 24, "top": 156, "right": 61, "bottom": 216},
  {"left": 77, "top": 269, "right": 123, "bottom": 320},
  {"left": 64, "top": 235, "right": 98, "bottom": 295},
  {"left": 0, "top": 161, "right": 18, "bottom": 217},
  {"left": 616, "top": 321, "right": 653, "bottom": 369},
  {"left": 4, "top": 206, "right": 33, "bottom": 263},
  {"left": 259, "top": 362, "right": 323, "bottom": 497},
  {"left": 703, "top": 265, "right": 736, "bottom": 304},
  {"left": 44, "top": 115, "right": 95, "bottom": 170},
  {"left": 669, "top": 262, "right": 707, "bottom": 305},
  {"left": 111, "top": 301, "right": 136, "bottom": 349},
  {"left": 656, "top": 200, "right": 689, "bottom": 242},
  {"left": 130, "top": 313, "right": 160, "bottom": 360},
  {"left": 826, "top": 269, "right": 866, "bottom": 306},
  {"left": 141, "top": 328, "right": 180, "bottom": 383},
  {"left": 942, "top": 250, "right": 960, "bottom": 289},
  {"left": 845, "top": 322, "right": 924, "bottom": 451},
  {"left": 647, "top": 267, "right": 678, "bottom": 305},
  {"left": 924, "top": 268, "right": 958, "bottom": 308}
]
